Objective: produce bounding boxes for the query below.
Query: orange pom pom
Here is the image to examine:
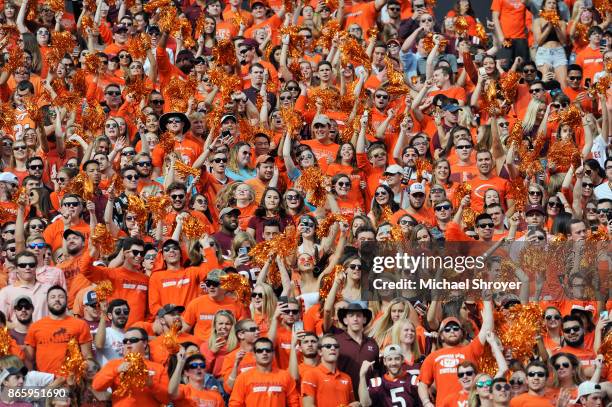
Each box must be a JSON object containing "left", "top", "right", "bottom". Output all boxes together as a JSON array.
[
  {"left": 212, "top": 39, "right": 237, "bottom": 67},
  {"left": 540, "top": 9, "right": 560, "bottom": 27},
  {"left": 58, "top": 338, "right": 87, "bottom": 382},
  {"left": 127, "top": 195, "right": 148, "bottom": 226},
  {"left": 174, "top": 160, "right": 201, "bottom": 179},
  {"left": 82, "top": 101, "right": 106, "bottom": 136},
  {"left": 221, "top": 273, "right": 252, "bottom": 306},
  {"left": 297, "top": 167, "right": 330, "bottom": 207},
  {"left": 162, "top": 323, "right": 181, "bottom": 355},
  {"left": 94, "top": 280, "right": 114, "bottom": 304},
  {"left": 0, "top": 327, "right": 11, "bottom": 357},
  {"left": 454, "top": 16, "right": 469, "bottom": 36},
  {"left": 64, "top": 172, "right": 94, "bottom": 201},
  {"left": 317, "top": 213, "right": 349, "bottom": 239},
  {"left": 0, "top": 103, "right": 17, "bottom": 134},
  {"left": 384, "top": 57, "right": 410, "bottom": 96},
  {"left": 507, "top": 177, "right": 528, "bottom": 211},
  {"left": 116, "top": 352, "right": 148, "bottom": 396},
  {"left": 558, "top": 104, "right": 582, "bottom": 129},
  {"left": 475, "top": 23, "right": 488, "bottom": 44},
  {"left": 415, "top": 158, "right": 432, "bottom": 182},
  {"left": 91, "top": 224, "right": 116, "bottom": 256},
  {"left": 316, "top": 20, "right": 340, "bottom": 50},
  {"left": 126, "top": 33, "right": 151, "bottom": 61},
  {"left": 340, "top": 36, "right": 371, "bottom": 71},
  {"left": 145, "top": 195, "right": 172, "bottom": 222},
  {"left": 83, "top": 53, "right": 102, "bottom": 74},
  {"left": 547, "top": 140, "right": 581, "bottom": 169},
  {"left": 182, "top": 215, "right": 207, "bottom": 239},
  {"left": 280, "top": 106, "right": 303, "bottom": 135}
]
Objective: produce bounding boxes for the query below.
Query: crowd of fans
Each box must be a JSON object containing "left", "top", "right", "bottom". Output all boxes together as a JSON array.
[{"left": 0, "top": 0, "right": 611, "bottom": 404}]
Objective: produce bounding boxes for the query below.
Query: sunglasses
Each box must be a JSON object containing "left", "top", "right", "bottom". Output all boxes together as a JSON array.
[
  {"left": 170, "top": 194, "right": 185, "bottom": 200},
  {"left": 283, "top": 309, "right": 300, "bottom": 315},
  {"left": 400, "top": 219, "right": 417, "bottom": 226},
  {"left": 554, "top": 362, "right": 571, "bottom": 370},
  {"left": 286, "top": 194, "right": 299, "bottom": 200},
  {"left": 286, "top": 86, "right": 299, "bottom": 91},
  {"left": 321, "top": 343, "right": 340, "bottom": 349},
  {"left": 29, "top": 223, "right": 44, "bottom": 230},
  {"left": 125, "top": 174, "right": 139, "bottom": 181},
  {"left": 167, "top": 118, "right": 183, "bottom": 124},
  {"left": 478, "top": 223, "right": 494, "bottom": 229},
  {"left": 251, "top": 292, "right": 263, "bottom": 298},
  {"left": 527, "top": 371, "right": 546, "bottom": 378},
  {"left": 529, "top": 88, "right": 544, "bottom": 94},
  {"left": 29, "top": 164, "right": 43, "bottom": 170},
  {"left": 300, "top": 221, "right": 315, "bottom": 228},
  {"left": 241, "top": 326, "right": 259, "bottom": 333},
  {"left": 568, "top": 76, "right": 582, "bottom": 81},
  {"left": 509, "top": 379, "right": 524, "bottom": 386},
  {"left": 443, "top": 325, "right": 461, "bottom": 333},
  {"left": 114, "top": 309, "right": 129, "bottom": 316},
  {"left": 188, "top": 362, "right": 206, "bottom": 369},
  {"left": 15, "top": 304, "right": 33, "bottom": 311},
  {"left": 563, "top": 326, "right": 581, "bottom": 334},
  {"left": 121, "top": 150, "right": 136, "bottom": 156},
  {"left": 477, "top": 380, "right": 493, "bottom": 388},
  {"left": 280, "top": 96, "right": 292, "bottom": 101},
  {"left": 375, "top": 191, "right": 388, "bottom": 197},
  {"left": 128, "top": 250, "right": 144, "bottom": 257},
  {"left": 18, "top": 262, "right": 37, "bottom": 269},
  {"left": 205, "top": 280, "right": 220, "bottom": 288},
  {"left": 57, "top": 177, "right": 68, "bottom": 183},
  {"left": 435, "top": 204, "right": 451, "bottom": 211},
  {"left": 337, "top": 182, "right": 350, "bottom": 187},
  {"left": 421, "top": 18, "right": 433, "bottom": 22},
  {"left": 151, "top": 100, "right": 164, "bottom": 105},
  {"left": 144, "top": 254, "right": 157, "bottom": 260},
  {"left": 582, "top": 183, "right": 594, "bottom": 188},
  {"left": 494, "top": 383, "right": 511, "bottom": 391},
  {"left": 456, "top": 145, "right": 472, "bottom": 150},
  {"left": 195, "top": 198, "right": 207, "bottom": 205},
  {"left": 523, "top": 68, "right": 536, "bottom": 74},
  {"left": 499, "top": 122, "right": 509, "bottom": 128},
  {"left": 545, "top": 314, "right": 561, "bottom": 321},
  {"left": 347, "top": 264, "right": 361, "bottom": 270},
  {"left": 105, "top": 123, "right": 118, "bottom": 128},
  {"left": 529, "top": 190, "right": 542, "bottom": 196},
  {"left": 213, "top": 158, "right": 228, "bottom": 163},
  {"left": 28, "top": 243, "right": 45, "bottom": 249},
  {"left": 13, "top": 146, "right": 27, "bottom": 151},
  {"left": 62, "top": 201, "right": 81, "bottom": 207},
  {"left": 163, "top": 245, "right": 179, "bottom": 252},
  {"left": 375, "top": 94, "right": 389, "bottom": 100},
  {"left": 598, "top": 208, "right": 611, "bottom": 214},
  {"left": 457, "top": 370, "right": 475, "bottom": 378},
  {"left": 122, "top": 337, "right": 144, "bottom": 344},
  {"left": 105, "top": 91, "right": 121, "bottom": 96},
  {"left": 548, "top": 201, "right": 563, "bottom": 208},
  {"left": 119, "top": 54, "right": 130, "bottom": 59},
  {"left": 136, "top": 161, "right": 152, "bottom": 167}
]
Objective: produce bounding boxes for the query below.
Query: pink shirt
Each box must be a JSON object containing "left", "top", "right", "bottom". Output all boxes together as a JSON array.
[
  {"left": 9, "top": 266, "right": 66, "bottom": 290},
  {"left": 0, "top": 282, "right": 52, "bottom": 322}
]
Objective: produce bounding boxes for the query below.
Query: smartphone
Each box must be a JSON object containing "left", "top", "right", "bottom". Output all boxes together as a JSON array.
[
  {"left": 585, "top": 78, "right": 591, "bottom": 88},
  {"left": 238, "top": 247, "right": 248, "bottom": 256},
  {"left": 478, "top": 67, "right": 487, "bottom": 76},
  {"left": 602, "top": 39, "right": 608, "bottom": 47},
  {"left": 221, "top": 130, "right": 231, "bottom": 138},
  {"left": 292, "top": 321, "right": 304, "bottom": 332},
  {"left": 601, "top": 310, "right": 609, "bottom": 320},
  {"left": 528, "top": 225, "right": 537, "bottom": 234}
]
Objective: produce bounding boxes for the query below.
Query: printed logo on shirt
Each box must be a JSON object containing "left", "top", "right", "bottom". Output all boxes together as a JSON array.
[{"left": 199, "top": 314, "right": 214, "bottom": 321}]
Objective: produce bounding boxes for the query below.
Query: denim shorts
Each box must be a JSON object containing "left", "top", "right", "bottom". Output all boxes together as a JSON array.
[{"left": 535, "top": 46, "right": 568, "bottom": 68}]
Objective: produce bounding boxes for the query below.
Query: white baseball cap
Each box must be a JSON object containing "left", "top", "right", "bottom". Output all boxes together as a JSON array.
[
  {"left": 575, "top": 381, "right": 602, "bottom": 402},
  {"left": 409, "top": 183, "right": 425, "bottom": 195},
  {"left": 0, "top": 172, "right": 18, "bottom": 185}
]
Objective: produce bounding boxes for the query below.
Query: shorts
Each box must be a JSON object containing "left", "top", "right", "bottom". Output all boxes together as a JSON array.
[{"left": 535, "top": 46, "right": 568, "bottom": 68}]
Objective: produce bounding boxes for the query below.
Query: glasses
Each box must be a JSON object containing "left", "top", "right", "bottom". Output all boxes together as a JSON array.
[
  {"left": 477, "top": 223, "right": 494, "bottom": 229},
  {"left": 121, "top": 150, "right": 136, "bottom": 156},
  {"left": 529, "top": 88, "right": 544, "bottom": 94},
  {"left": 477, "top": 380, "right": 493, "bottom": 388},
  {"left": 114, "top": 309, "right": 129, "bottom": 316},
  {"left": 167, "top": 118, "right": 182, "bottom": 124},
  {"left": 188, "top": 362, "right": 206, "bottom": 369},
  {"left": 586, "top": 206, "right": 597, "bottom": 212},
  {"left": 122, "top": 337, "right": 144, "bottom": 344},
  {"left": 125, "top": 174, "right": 139, "bottom": 181},
  {"left": 300, "top": 154, "right": 314, "bottom": 160},
  {"left": 105, "top": 123, "right": 118, "bottom": 129},
  {"left": 254, "top": 347, "right": 273, "bottom": 354},
  {"left": 287, "top": 86, "right": 299, "bottom": 91},
  {"left": 568, "top": 76, "right": 582, "bottom": 81},
  {"left": 375, "top": 94, "right": 389, "bottom": 100},
  {"left": 400, "top": 219, "right": 416, "bottom": 226},
  {"left": 598, "top": 208, "right": 611, "bottom": 214},
  {"left": 548, "top": 201, "right": 563, "bottom": 208},
  {"left": 509, "top": 379, "right": 524, "bottom": 386},
  {"left": 554, "top": 362, "right": 571, "bottom": 370},
  {"left": 527, "top": 371, "right": 546, "bottom": 378},
  {"left": 170, "top": 194, "right": 185, "bottom": 200},
  {"left": 13, "top": 145, "right": 27, "bottom": 151},
  {"left": 545, "top": 314, "right": 561, "bottom": 321},
  {"left": 30, "top": 223, "right": 44, "bottom": 230},
  {"left": 372, "top": 152, "right": 386, "bottom": 159},
  {"left": 457, "top": 370, "right": 475, "bottom": 378},
  {"left": 456, "top": 145, "right": 472, "bottom": 150},
  {"left": 125, "top": 216, "right": 137, "bottom": 222},
  {"left": 105, "top": 91, "right": 121, "bottom": 96},
  {"left": 499, "top": 122, "right": 509, "bottom": 128},
  {"left": 57, "top": 176, "right": 68, "bottom": 183},
  {"left": 431, "top": 188, "right": 444, "bottom": 194},
  {"left": 435, "top": 204, "right": 451, "bottom": 211},
  {"left": 136, "top": 161, "right": 151, "bottom": 167},
  {"left": 563, "top": 326, "right": 581, "bottom": 334},
  {"left": 280, "top": 96, "right": 292, "bottom": 101},
  {"left": 6, "top": 247, "right": 16, "bottom": 252},
  {"left": 15, "top": 304, "right": 33, "bottom": 311},
  {"left": 119, "top": 54, "right": 130, "bottom": 59},
  {"left": 241, "top": 326, "right": 259, "bottom": 333},
  {"left": 388, "top": 6, "right": 400, "bottom": 11},
  {"left": 582, "top": 183, "right": 594, "bottom": 188},
  {"left": 163, "top": 245, "right": 179, "bottom": 252},
  {"left": 300, "top": 221, "right": 315, "bottom": 228},
  {"left": 62, "top": 201, "right": 81, "bottom": 207},
  {"left": 421, "top": 18, "right": 433, "bottom": 22},
  {"left": 494, "top": 383, "right": 511, "bottom": 392},
  {"left": 336, "top": 181, "right": 350, "bottom": 188},
  {"left": 251, "top": 292, "right": 263, "bottom": 298},
  {"left": 144, "top": 254, "right": 157, "bottom": 260},
  {"left": 443, "top": 325, "right": 461, "bottom": 333},
  {"left": 28, "top": 243, "right": 45, "bottom": 249},
  {"left": 204, "top": 280, "right": 220, "bottom": 288},
  {"left": 523, "top": 68, "right": 536, "bottom": 74},
  {"left": 195, "top": 198, "right": 207, "bottom": 205},
  {"left": 239, "top": 48, "right": 251, "bottom": 55},
  {"left": 348, "top": 264, "right": 361, "bottom": 270},
  {"left": 213, "top": 158, "right": 228, "bottom": 163},
  {"left": 283, "top": 309, "right": 300, "bottom": 315},
  {"left": 128, "top": 250, "right": 144, "bottom": 257},
  {"left": 286, "top": 194, "right": 299, "bottom": 201},
  {"left": 18, "top": 262, "right": 37, "bottom": 269},
  {"left": 413, "top": 2, "right": 425, "bottom": 7},
  {"left": 151, "top": 99, "right": 164, "bottom": 105},
  {"left": 375, "top": 191, "right": 388, "bottom": 197},
  {"left": 528, "top": 190, "right": 542, "bottom": 196},
  {"left": 29, "top": 164, "right": 43, "bottom": 170},
  {"left": 321, "top": 343, "right": 340, "bottom": 349}
]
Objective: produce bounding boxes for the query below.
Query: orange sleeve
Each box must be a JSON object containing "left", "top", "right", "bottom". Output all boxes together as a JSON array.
[
  {"left": 92, "top": 360, "right": 118, "bottom": 391},
  {"left": 148, "top": 274, "right": 163, "bottom": 317},
  {"left": 491, "top": 0, "right": 501, "bottom": 12},
  {"left": 10, "top": 337, "right": 24, "bottom": 360},
  {"left": 98, "top": 22, "right": 113, "bottom": 45},
  {"left": 301, "top": 369, "right": 318, "bottom": 397},
  {"left": 228, "top": 371, "right": 247, "bottom": 406},
  {"left": 418, "top": 353, "right": 435, "bottom": 385}
]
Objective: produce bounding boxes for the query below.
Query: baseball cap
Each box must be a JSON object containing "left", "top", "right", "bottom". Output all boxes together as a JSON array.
[
  {"left": 206, "top": 269, "right": 227, "bottom": 283},
  {"left": 84, "top": 290, "right": 97, "bottom": 306},
  {"left": 312, "top": 114, "right": 331, "bottom": 126},
  {"left": 0, "top": 367, "right": 27, "bottom": 383},
  {"left": 442, "top": 104, "right": 461, "bottom": 112},
  {"left": 219, "top": 207, "right": 241, "bottom": 219},
  {"left": 162, "top": 239, "right": 181, "bottom": 249},
  {"left": 255, "top": 154, "right": 274, "bottom": 165},
  {"left": 13, "top": 295, "right": 33, "bottom": 309},
  {"left": 409, "top": 183, "right": 425, "bottom": 195},
  {"left": 250, "top": 0, "right": 267, "bottom": 7},
  {"left": 63, "top": 229, "right": 85, "bottom": 240},
  {"left": 525, "top": 204, "right": 545, "bottom": 216},
  {"left": 0, "top": 172, "right": 18, "bottom": 185},
  {"left": 384, "top": 164, "right": 403, "bottom": 175},
  {"left": 575, "top": 382, "right": 602, "bottom": 403},
  {"left": 439, "top": 317, "right": 462, "bottom": 332},
  {"left": 382, "top": 344, "right": 402, "bottom": 358},
  {"left": 241, "top": 38, "right": 259, "bottom": 49},
  {"left": 156, "top": 304, "right": 185, "bottom": 318},
  {"left": 147, "top": 25, "right": 161, "bottom": 35},
  {"left": 220, "top": 114, "right": 237, "bottom": 123}
]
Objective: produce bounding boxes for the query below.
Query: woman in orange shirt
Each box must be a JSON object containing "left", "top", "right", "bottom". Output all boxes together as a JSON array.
[
  {"left": 4, "top": 140, "right": 30, "bottom": 185},
  {"left": 330, "top": 174, "right": 366, "bottom": 217},
  {"left": 367, "top": 184, "right": 400, "bottom": 228},
  {"left": 431, "top": 158, "right": 457, "bottom": 204},
  {"left": 542, "top": 306, "right": 563, "bottom": 353},
  {"left": 324, "top": 142, "right": 367, "bottom": 210},
  {"left": 200, "top": 310, "right": 239, "bottom": 378},
  {"left": 545, "top": 353, "right": 581, "bottom": 405},
  {"left": 250, "top": 282, "right": 277, "bottom": 338}
]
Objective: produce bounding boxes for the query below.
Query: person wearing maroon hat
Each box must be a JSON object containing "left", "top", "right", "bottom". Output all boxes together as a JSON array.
[{"left": 418, "top": 300, "right": 494, "bottom": 406}]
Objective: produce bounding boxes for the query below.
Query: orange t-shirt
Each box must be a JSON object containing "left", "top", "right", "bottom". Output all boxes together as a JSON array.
[
  {"left": 229, "top": 367, "right": 300, "bottom": 407},
  {"left": 509, "top": 392, "right": 555, "bottom": 407},
  {"left": 575, "top": 47, "right": 603, "bottom": 82},
  {"left": 183, "top": 295, "right": 245, "bottom": 341},
  {"left": 468, "top": 175, "right": 510, "bottom": 212},
  {"left": 151, "top": 137, "right": 203, "bottom": 168},
  {"left": 418, "top": 339, "right": 484, "bottom": 406},
  {"left": 440, "top": 389, "right": 469, "bottom": 407},
  {"left": 221, "top": 348, "right": 257, "bottom": 393},
  {"left": 301, "top": 140, "right": 340, "bottom": 165},
  {"left": 301, "top": 364, "right": 355, "bottom": 407},
  {"left": 429, "top": 87, "right": 468, "bottom": 104},
  {"left": 343, "top": 1, "right": 377, "bottom": 29},
  {"left": 177, "top": 383, "right": 225, "bottom": 407},
  {"left": 24, "top": 316, "right": 92, "bottom": 375},
  {"left": 491, "top": 0, "right": 528, "bottom": 40},
  {"left": 149, "top": 331, "right": 202, "bottom": 365}
]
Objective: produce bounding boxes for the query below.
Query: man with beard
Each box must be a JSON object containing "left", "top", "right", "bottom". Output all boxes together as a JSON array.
[
  {"left": 213, "top": 208, "right": 240, "bottom": 256},
  {"left": 467, "top": 149, "right": 511, "bottom": 212},
  {"left": 57, "top": 229, "right": 90, "bottom": 309},
  {"left": 92, "top": 327, "right": 170, "bottom": 405},
  {"left": 418, "top": 300, "right": 493, "bottom": 406},
  {"left": 359, "top": 344, "right": 420, "bottom": 407},
  {"left": 8, "top": 296, "right": 33, "bottom": 346},
  {"left": 509, "top": 361, "right": 550, "bottom": 407},
  {"left": 81, "top": 237, "right": 149, "bottom": 326},
  {"left": 556, "top": 316, "right": 596, "bottom": 367},
  {"left": 268, "top": 298, "right": 301, "bottom": 369},
  {"left": 163, "top": 183, "right": 214, "bottom": 234},
  {"left": 245, "top": 155, "right": 277, "bottom": 203},
  {"left": 392, "top": 183, "right": 435, "bottom": 226},
  {"left": 289, "top": 331, "right": 319, "bottom": 381},
  {"left": 0, "top": 251, "right": 52, "bottom": 322},
  {"left": 82, "top": 160, "right": 108, "bottom": 221},
  {"left": 149, "top": 304, "right": 201, "bottom": 365},
  {"left": 151, "top": 112, "right": 202, "bottom": 169},
  {"left": 148, "top": 236, "right": 220, "bottom": 316},
  {"left": 24, "top": 285, "right": 93, "bottom": 373},
  {"left": 229, "top": 337, "right": 299, "bottom": 407},
  {"left": 133, "top": 153, "right": 162, "bottom": 197},
  {"left": 42, "top": 194, "right": 90, "bottom": 251},
  {"left": 221, "top": 319, "right": 262, "bottom": 393},
  {"left": 302, "top": 334, "right": 356, "bottom": 407},
  {"left": 95, "top": 298, "right": 130, "bottom": 365}
]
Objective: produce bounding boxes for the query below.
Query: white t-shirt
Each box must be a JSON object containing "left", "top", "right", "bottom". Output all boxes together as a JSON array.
[
  {"left": 594, "top": 182, "right": 612, "bottom": 200},
  {"left": 97, "top": 327, "right": 125, "bottom": 365},
  {"left": 591, "top": 134, "right": 608, "bottom": 168}
]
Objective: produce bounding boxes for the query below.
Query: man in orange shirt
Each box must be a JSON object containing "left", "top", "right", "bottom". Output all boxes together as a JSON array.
[
  {"left": 103, "top": 24, "right": 129, "bottom": 55},
  {"left": 556, "top": 316, "right": 596, "bottom": 370},
  {"left": 183, "top": 269, "right": 245, "bottom": 341},
  {"left": 302, "top": 334, "right": 356, "bottom": 407},
  {"left": 417, "top": 301, "right": 493, "bottom": 406},
  {"left": 509, "top": 361, "right": 551, "bottom": 407},
  {"left": 152, "top": 112, "right": 203, "bottom": 168},
  {"left": 245, "top": 155, "right": 277, "bottom": 203},
  {"left": 221, "top": 318, "right": 261, "bottom": 393},
  {"left": 149, "top": 304, "right": 201, "bottom": 365},
  {"left": 467, "top": 149, "right": 511, "bottom": 212},
  {"left": 438, "top": 361, "right": 478, "bottom": 407},
  {"left": 429, "top": 66, "right": 467, "bottom": 105},
  {"left": 92, "top": 327, "right": 170, "bottom": 406},
  {"left": 395, "top": 183, "right": 435, "bottom": 226},
  {"left": 575, "top": 27, "right": 604, "bottom": 82},
  {"left": 563, "top": 65, "right": 593, "bottom": 113},
  {"left": 229, "top": 337, "right": 300, "bottom": 407},
  {"left": 268, "top": 298, "right": 300, "bottom": 369},
  {"left": 288, "top": 330, "right": 318, "bottom": 382},
  {"left": 302, "top": 115, "right": 340, "bottom": 165},
  {"left": 24, "top": 285, "right": 93, "bottom": 374},
  {"left": 42, "top": 194, "right": 90, "bottom": 252}
]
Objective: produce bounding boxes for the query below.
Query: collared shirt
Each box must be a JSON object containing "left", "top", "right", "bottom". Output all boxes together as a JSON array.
[
  {"left": 0, "top": 281, "right": 53, "bottom": 322},
  {"left": 301, "top": 363, "right": 354, "bottom": 407},
  {"left": 334, "top": 330, "right": 380, "bottom": 396}
]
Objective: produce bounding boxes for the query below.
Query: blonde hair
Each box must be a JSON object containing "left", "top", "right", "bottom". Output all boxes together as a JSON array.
[
  {"left": 468, "top": 372, "right": 492, "bottom": 407},
  {"left": 250, "top": 283, "right": 277, "bottom": 325},
  {"left": 522, "top": 99, "right": 546, "bottom": 134},
  {"left": 231, "top": 232, "right": 256, "bottom": 258},
  {"left": 367, "top": 297, "right": 410, "bottom": 346},
  {"left": 207, "top": 310, "right": 238, "bottom": 352},
  {"left": 390, "top": 319, "right": 421, "bottom": 359},
  {"left": 216, "top": 182, "right": 255, "bottom": 210}
]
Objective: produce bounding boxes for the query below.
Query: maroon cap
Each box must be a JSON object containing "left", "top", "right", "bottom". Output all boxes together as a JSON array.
[{"left": 525, "top": 204, "right": 545, "bottom": 216}]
